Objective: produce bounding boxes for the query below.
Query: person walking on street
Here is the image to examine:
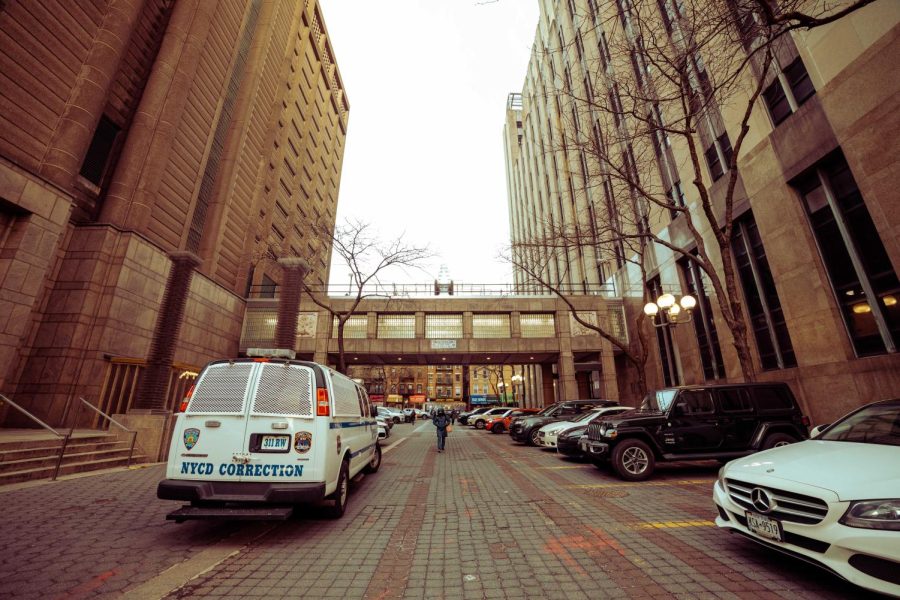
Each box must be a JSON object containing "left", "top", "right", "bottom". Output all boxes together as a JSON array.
[
  {"left": 433, "top": 408, "right": 450, "bottom": 452},
  {"left": 450, "top": 409, "right": 458, "bottom": 425}
]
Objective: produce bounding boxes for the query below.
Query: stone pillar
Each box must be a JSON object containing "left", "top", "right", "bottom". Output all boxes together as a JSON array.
[
  {"left": 275, "top": 258, "right": 308, "bottom": 351},
  {"left": 510, "top": 311, "right": 521, "bottom": 338},
  {"left": 100, "top": 0, "right": 213, "bottom": 230},
  {"left": 540, "top": 363, "right": 555, "bottom": 406},
  {"left": 133, "top": 250, "right": 201, "bottom": 412},
  {"left": 557, "top": 352, "right": 579, "bottom": 402},
  {"left": 415, "top": 312, "right": 425, "bottom": 338},
  {"left": 40, "top": 0, "right": 144, "bottom": 188},
  {"left": 600, "top": 339, "right": 620, "bottom": 401}
]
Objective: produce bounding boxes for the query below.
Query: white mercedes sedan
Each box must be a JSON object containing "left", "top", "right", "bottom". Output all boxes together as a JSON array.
[{"left": 713, "top": 398, "right": 900, "bottom": 597}]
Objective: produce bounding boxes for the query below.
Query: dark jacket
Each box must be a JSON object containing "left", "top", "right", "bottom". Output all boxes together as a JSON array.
[{"left": 433, "top": 414, "right": 450, "bottom": 430}]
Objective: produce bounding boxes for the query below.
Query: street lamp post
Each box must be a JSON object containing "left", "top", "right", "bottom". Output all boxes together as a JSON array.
[
  {"left": 511, "top": 373, "right": 523, "bottom": 406},
  {"left": 643, "top": 293, "right": 697, "bottom": 385}
]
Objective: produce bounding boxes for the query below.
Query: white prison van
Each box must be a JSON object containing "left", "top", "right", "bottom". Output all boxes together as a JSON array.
[{"left": 157, "top": 352, "right": 382, "bottom": 521}]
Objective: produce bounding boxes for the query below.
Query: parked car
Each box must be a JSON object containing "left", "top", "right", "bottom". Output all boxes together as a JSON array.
[
  {"left": 510, "top": 400, "right": 619, "bottom": 446},
  {"left": 402, "top": 408, "right": 417, "bottom": 422},
  {"left": 582, "top": 383, "right": 810, "bottom": 481},
  {"left": 458, "top": 407, "right": 491, "bottom": 425},
  {"left": 538, "top": 406, "right": 634, "bottom": 449},
  {"left": 485, "top": 408, "right": 541, "bottom": 433},
  {"left": 469, "top": 407, "right": 516, "bottom": 429},
  {"left": 377, "top": 406, "right": 403, "bottom": 424},
  {"left": 557, "top": 431, "right": 590, "bottom": 459},
  {"left": 714, "top": 398, "right": 900, "bottom": 597},
  {"left": 376, "top": 418, "right": 389, "bottom": 440}
]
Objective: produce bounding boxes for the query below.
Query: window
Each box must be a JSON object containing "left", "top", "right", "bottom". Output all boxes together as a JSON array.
[
  {"left": 763, "top": 57, "right": 816, "bottom": 126},
  {"left": 794, "top": 152, "right": 899, "bottom": 355},
  {"left": 260, "top": 274, "right": 277, "bottom": 299},
  {"left": 754, "top": 386, "right": 793, "bottom": 412},
  {"left": 80, "top": 115, "right": 121, "bottom": 186},
  {"left": 679, "top": 258, "right": 725, "bottom": 380},
  {"left": 718, "top": 388, "right": 753, "bottom": 413},
  {"left": 332, "top": 315, "right": 367, "bottom": 339},
  {"left": 521, "top": 314, "right": 555, "bottom": 338},
  {"left": 377, "top": 314, "right": 416, "bottom": 339},
  {"left": 425, "top": 314, "right": 462, "bottom": 339},
  {"left": 677, "top": 390, "right": 714, "bottom": 414},
  {"left": 731, "top": 211, "right": 797, "bottom": 370}
]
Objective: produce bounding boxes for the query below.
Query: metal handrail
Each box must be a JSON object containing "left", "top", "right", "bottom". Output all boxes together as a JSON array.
[
  {"left": 52, "top": 397, "right": 138, "bottom": 481},
  {"left": 0, "top": 394, "right": 63, "bottom": 437}
]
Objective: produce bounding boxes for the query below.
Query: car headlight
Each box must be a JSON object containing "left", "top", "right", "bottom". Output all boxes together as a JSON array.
[
  {"left": 717, "top": 466, "right": 727, "bottom": 490},
  {"left": 601, "top": 424, "right": 617, "bottom": 438},
  {"left": 840, "top": 500, "right": 900, "bottom": 530}
]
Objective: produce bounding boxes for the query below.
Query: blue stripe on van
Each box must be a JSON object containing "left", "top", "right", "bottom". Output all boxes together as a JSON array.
[
  {"left": 329, "top": 421, "right": 378, "bottom": 429},
  {"left": 350, "top": 443, "right": 376, "bottom": 458}
]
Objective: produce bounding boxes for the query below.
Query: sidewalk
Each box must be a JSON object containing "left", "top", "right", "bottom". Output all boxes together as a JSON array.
[{"left": 0, "top": 422, "right": 867, "bottom": 600}]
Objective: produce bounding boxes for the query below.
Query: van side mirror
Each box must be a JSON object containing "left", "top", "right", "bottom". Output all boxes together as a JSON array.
[{"left": 810, "top": 424, "right": 830, "bottom": 438}]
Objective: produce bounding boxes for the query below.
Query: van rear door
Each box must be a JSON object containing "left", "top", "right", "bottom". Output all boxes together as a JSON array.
[
  {"left": 243, "top": 362, "right": 319, "bottom": 483},
  {"left": 170, "top": 361, "right": 257, "bottom": 481}
]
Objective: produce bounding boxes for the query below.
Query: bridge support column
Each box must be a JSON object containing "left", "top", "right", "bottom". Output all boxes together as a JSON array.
[{"left": 557, "top": 352, "right": 578, "bottom": 402}]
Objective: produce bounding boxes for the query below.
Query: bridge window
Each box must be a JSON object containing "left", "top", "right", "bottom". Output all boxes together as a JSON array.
[
  {"left": 332, "top": 315, "right": 368, "bottom": 338},
  {"left": 473, "top": 314, "right": 511, "bottom": 338},
  {"left": 241, "top": 309, "right": 277, "bottom": 348},
  {"left": 521, "top": 314, "right": 556, "bottom": 338},
  {"left": 377, "top": 314, "right": 415, "bottom": 339},
  {"left": 426, "top": 314, "right": 463, "bottom": 338}
]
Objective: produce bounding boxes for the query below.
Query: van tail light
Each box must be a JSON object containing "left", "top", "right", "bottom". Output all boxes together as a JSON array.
[
  {"left": 800, "top": 415, "right": 811, "bottom": 428},
  {"left": 179, "top": 385, "right": 195, "bottom": 412},
  {"left": 317, "top": 388, "right": 330, "bottom": 416}
]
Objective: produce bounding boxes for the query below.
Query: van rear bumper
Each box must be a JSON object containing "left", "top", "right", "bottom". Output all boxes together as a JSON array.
[{"left": 157, "top": 479, "right": 327, "bottom": 504}]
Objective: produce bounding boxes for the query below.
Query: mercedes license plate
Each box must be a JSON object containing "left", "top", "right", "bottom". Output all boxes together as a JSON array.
[
  {"left": 746, "top": 511, "right": 783, "bottom": 542},
  {"left": 260, "top": 435, "right": 289, "bottom": 451}
]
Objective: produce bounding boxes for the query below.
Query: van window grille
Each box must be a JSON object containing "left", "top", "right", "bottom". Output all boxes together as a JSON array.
[
  {"left": 188, "top": 364, "right": 254, "bottom": 414},
  {"left": 331, "top": 372, "right": 361, "bottom": 417},
  {"left": 251, "top": 364, "right": 313, "bottom": 416}
]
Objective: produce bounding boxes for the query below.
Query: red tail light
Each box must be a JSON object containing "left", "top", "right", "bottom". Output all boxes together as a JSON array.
[
  {"left": 801, "top": 415, "right": 811, "bottom": 428},
  {"left": 179, "top": 385, "right": 195, "bottom": 412},
  {"left": 252, "top": 358, "right": 270, "bottom": 363},
  {"left": 316, "top": 388, "right": 330, "bottom": 416}
]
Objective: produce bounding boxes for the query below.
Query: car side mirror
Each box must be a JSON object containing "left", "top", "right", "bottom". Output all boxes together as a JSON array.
[
  {"left": 810, "top": 424, "right": 830, "bottom": 438},
  {"left": 671, "top": 404, "right": 685, "bottom": 417}
]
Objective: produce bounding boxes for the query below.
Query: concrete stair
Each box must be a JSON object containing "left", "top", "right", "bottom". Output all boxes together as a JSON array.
[{"left": 0, "top": 433, "right": 148, "bottom": 486}]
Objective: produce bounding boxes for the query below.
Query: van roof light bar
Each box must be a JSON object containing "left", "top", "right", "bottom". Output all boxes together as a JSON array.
[{"left": 246, "top": 348, "right": 296, "bottom": 360}]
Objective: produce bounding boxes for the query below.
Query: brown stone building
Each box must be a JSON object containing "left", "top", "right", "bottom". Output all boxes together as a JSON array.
[
  {"left": 504, "top": 0, "right": 899, "bottom": 424},
  {"left": 0, "top": 0, "right": 348, "bottom": 427}
]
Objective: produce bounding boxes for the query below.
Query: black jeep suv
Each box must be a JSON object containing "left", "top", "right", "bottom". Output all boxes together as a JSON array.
[
  {"left": 510, "top": 399, "right": 618, "bottom": 446},
  {"left": 582, "top": 383, "right": 809, "bottom": 481}
]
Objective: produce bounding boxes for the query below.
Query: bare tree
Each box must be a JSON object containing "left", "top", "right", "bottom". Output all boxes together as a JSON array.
[
  {"left": 516, "top": 0, "right": 878, "bottom": 382},
  {"left": 295, "top": 218, "right": 433, "bottom": 374}
]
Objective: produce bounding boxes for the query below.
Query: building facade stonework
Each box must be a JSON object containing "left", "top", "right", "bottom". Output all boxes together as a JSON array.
[
  {"left": 504, "top": 0, "right": 899, "bottom": 424},
  {"left": 0, "top": 0, "right": 348, "bottom": 425}
]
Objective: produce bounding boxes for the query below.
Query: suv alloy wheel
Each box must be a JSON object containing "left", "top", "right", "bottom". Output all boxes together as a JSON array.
[
  {"left": 475, "top": 419, "right": 486, "bottom": 429},
  {"left": 611, "top": 439, "right": 655, "bottom": 481},
  {"left": 529, "top": 428, "right": 542, "bottom": 446}
]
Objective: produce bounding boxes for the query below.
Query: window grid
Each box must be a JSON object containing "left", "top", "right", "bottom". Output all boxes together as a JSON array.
[
  {"left": 520, "top": 314, "right": 556, "bottom": 338},
  {"left": 377, "top": 314, "right": 416, "bottom": 339},
  {"left": 332, "top": 315, "right": 367, "bottom": 339},
  {"left": 425, "top": 314, "right": 463, "bottom": 339},
  {"left": 472, "top": 314, "right": 511, "bottom": 338}
]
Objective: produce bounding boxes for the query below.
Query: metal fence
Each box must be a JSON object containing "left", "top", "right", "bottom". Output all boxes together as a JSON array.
[{"left": 96, "top": 358, "right": 200, "bottom": 424}]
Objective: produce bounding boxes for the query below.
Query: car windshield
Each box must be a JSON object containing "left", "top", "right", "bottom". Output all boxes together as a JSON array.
[
  {"left": 819, "top": 403, "right": 900, "bottom": 446},
  {"left": 572, "top": 410, "right": 601, "bottom": 423},
  {"left": 535, "top": 405, "right": 557, "bottom": 416},
  {"left": 640, "top": 389, "right": 677, "bottom": 412}
]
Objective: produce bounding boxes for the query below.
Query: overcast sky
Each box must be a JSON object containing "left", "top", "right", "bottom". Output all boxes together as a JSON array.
[{"left": 321, "top": 1, "right": 540, "bottom": 286}]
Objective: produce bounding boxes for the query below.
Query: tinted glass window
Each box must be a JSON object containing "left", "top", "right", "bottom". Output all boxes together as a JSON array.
[
  {"left": 719, "top": 388, "right": 753, "bottom": 413},
  {"left": 677, "top": 390, "right": 715, "bottom": 414},
  {"left": 754, "top": 387, "right": 793, "bottom": 412}
]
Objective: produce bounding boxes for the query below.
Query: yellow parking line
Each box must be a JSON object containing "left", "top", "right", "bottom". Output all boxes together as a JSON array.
[
  {"left": 536, "top": 465, "right": 593, "bottom": 469},
  {"left": 635, "top": 520, "right": 715, "bottom": 529}
]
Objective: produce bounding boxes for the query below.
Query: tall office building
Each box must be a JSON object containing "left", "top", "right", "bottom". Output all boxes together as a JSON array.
[
  {"left": 0, "top": 0, "right": 348, "bottom": 424},
  {"left": 504, "top": 0, "right": 899, "bottom": 423}
]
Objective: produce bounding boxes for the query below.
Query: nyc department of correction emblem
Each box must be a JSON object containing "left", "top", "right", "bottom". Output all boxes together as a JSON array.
[
  {"left": 183, "top": 428, "right": 200, "bottom": 450},
  {"left": 294, "top": 431, "right": 312, "bottom": 453}
]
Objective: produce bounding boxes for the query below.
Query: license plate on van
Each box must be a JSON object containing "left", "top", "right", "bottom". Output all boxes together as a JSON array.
[
  {"left": 746, "top": 511, "right": 783, "bottom": 542},
  {"left": 260, "top": 435, "right": 289, "bottom": 452}
]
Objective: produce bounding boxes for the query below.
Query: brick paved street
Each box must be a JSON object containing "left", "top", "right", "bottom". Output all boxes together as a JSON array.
[{"left": 0, "top": 423, "right": 879, "bottom": 599}]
